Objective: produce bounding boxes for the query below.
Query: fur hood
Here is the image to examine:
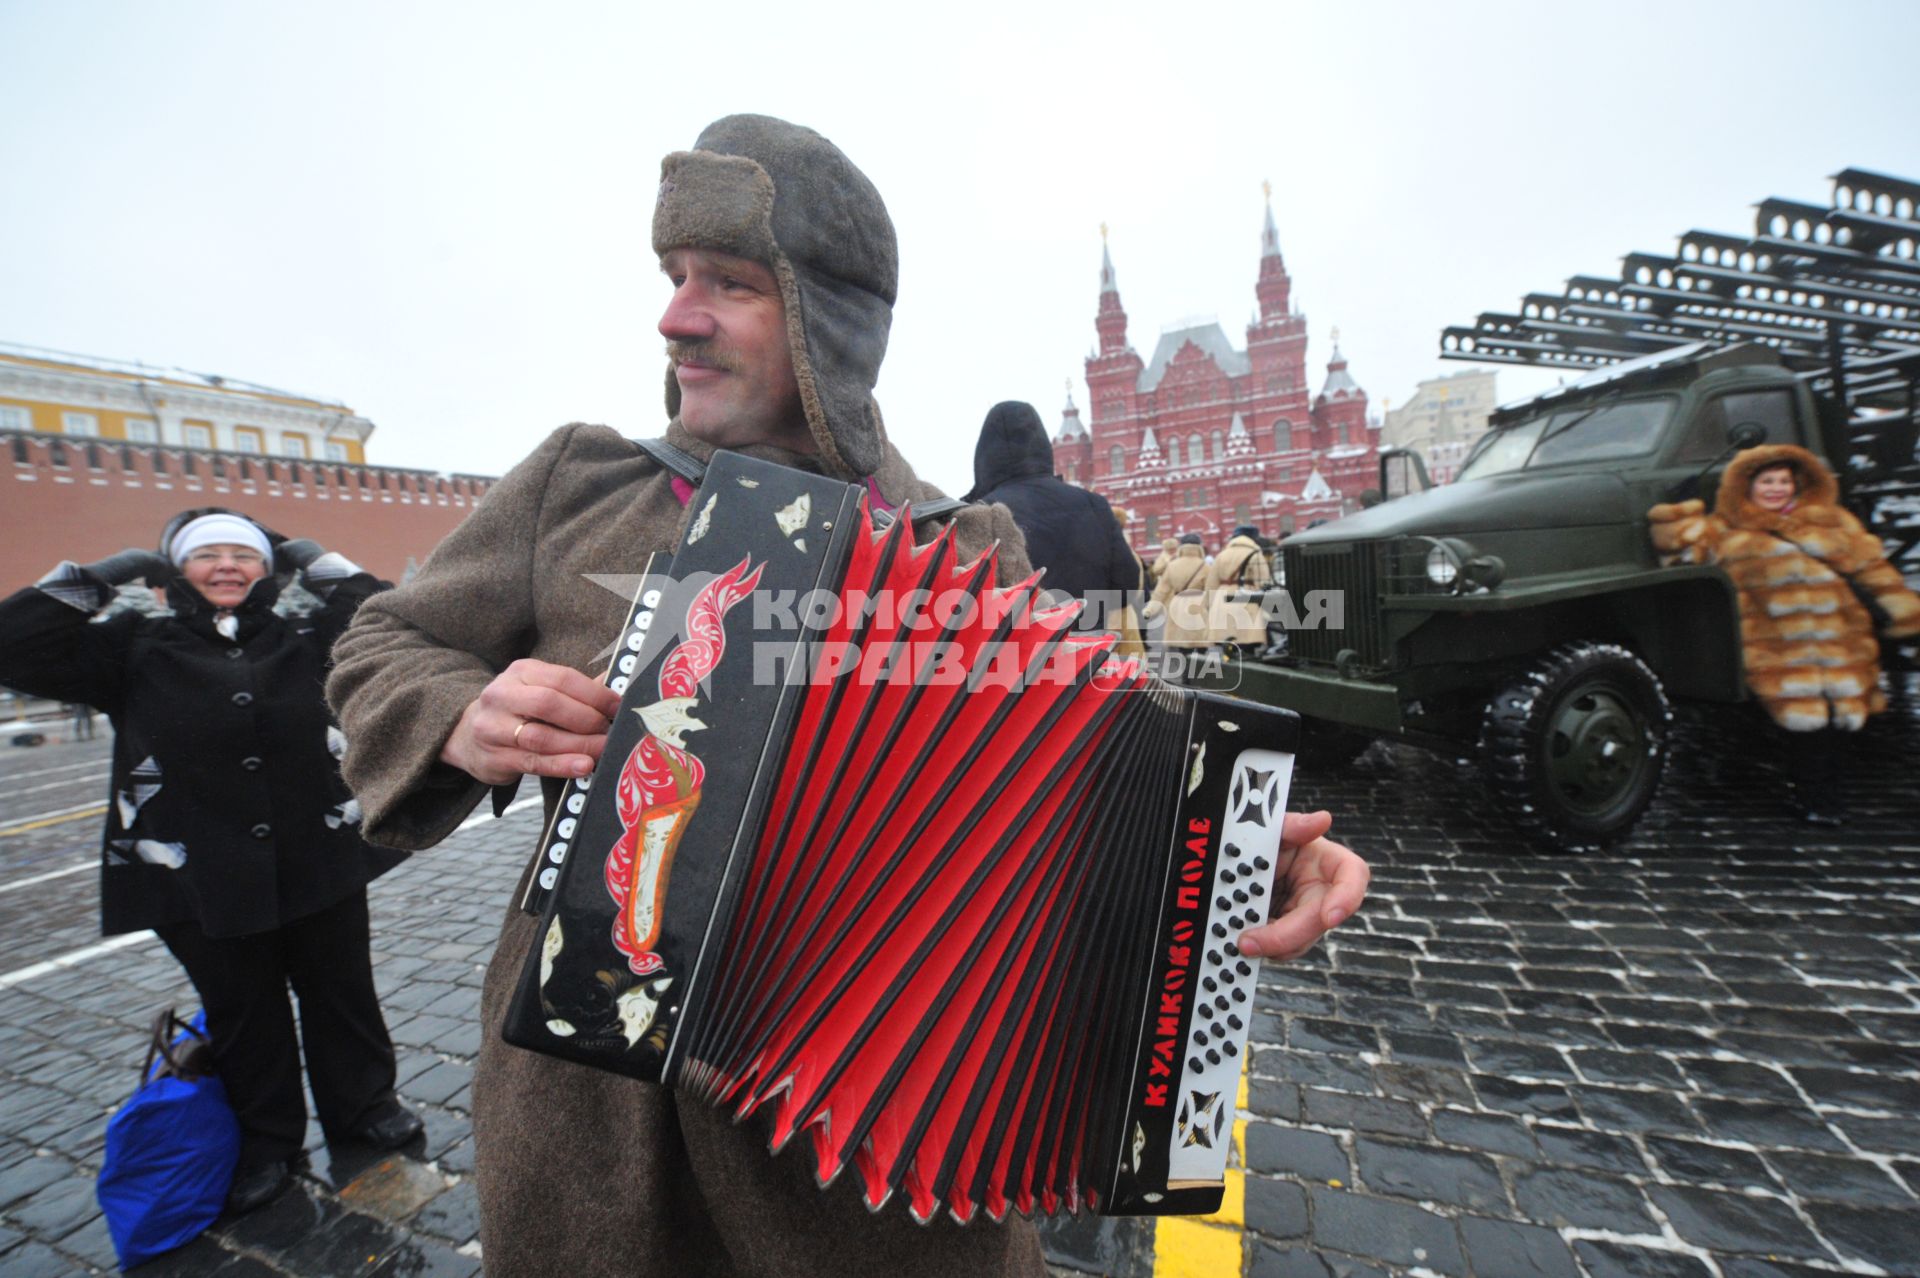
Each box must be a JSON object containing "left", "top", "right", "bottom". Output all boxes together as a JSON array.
[
  {"left": 653, "top": 114, "right": 897, "bottom": 481},
  {"left": 1715, "top": 443, "right": 1841, "bottom": 528}
]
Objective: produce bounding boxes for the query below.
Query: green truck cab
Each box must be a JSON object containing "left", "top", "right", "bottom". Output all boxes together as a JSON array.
[{"left": 1205, "top": 340, "right": 1835, "bottom": 851}]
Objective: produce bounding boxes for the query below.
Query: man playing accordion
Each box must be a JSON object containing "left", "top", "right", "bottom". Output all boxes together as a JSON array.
[{"left": 328, "top": 114, "right": 1368, "bottom": 1278}]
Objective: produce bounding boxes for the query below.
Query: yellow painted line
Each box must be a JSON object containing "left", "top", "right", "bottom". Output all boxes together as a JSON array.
[
  {"left": 1195, "top": 1166, "right": 1245, "bottom": 1226},
  {"left": 1154, "top": 1217, "right": 1243, "bottom": 1278},
  {"left": 1236, "top": 1068, "right": 1249, "bottom": 1163},
  {"left": 1154, "top": 1059, "right": 1252, "bottom": 1277},
  {"left": 0, "top": 804, "right": 106, "bottom": 838}
]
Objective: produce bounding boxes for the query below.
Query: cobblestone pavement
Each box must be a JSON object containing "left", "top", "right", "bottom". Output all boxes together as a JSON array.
[
  {"left": 2, "top": 679, "right": 1917, "bottom": 1277},
  {"left": 0, "top": 729, "right": 517, "bottom": 1278}
]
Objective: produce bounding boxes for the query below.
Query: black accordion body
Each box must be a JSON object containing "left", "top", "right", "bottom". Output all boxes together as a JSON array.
[{"left": 503, "top": 452, "right": 1300, "bottom": 1223}]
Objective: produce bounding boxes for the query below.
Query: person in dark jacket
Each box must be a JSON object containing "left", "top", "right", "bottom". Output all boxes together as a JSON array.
[
  {"left": 0, "top": 508, "right": 421, "bottom": 1214},
  {"left": 964, "top": 400, "right": 1142, "bottom": 630}
]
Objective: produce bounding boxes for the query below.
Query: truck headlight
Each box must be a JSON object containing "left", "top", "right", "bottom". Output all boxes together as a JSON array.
[{"left": 1425, "top": 544, "right": 1461, "bottom": 587}]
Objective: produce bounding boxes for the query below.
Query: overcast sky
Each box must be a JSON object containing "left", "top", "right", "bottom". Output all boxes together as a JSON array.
[{"left": 3, "top": 0, "right": 1916, "bottom": 495}]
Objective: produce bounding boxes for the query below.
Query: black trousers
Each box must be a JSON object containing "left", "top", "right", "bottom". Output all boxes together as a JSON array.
[{"left": 156, "top": 889, "right": 398, "bottom": 1167}]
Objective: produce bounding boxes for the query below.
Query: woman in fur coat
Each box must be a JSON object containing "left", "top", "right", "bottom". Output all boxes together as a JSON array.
[{"left": 1647, "top": 444, "right": 1920, "bottom": 821}]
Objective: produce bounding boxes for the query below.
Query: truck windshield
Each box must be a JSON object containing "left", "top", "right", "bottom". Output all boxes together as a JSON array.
[{"left": 1457, "top": 396, "right": 1676, "bottom": 481}]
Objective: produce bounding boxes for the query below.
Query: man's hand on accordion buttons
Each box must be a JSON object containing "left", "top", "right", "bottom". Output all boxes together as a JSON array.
[
  {"left": 1238, "top": 810, "right": 1368, "bottom": 962},
  {"left": 441, "top": 659, "right": 623, "bottom": 785}
]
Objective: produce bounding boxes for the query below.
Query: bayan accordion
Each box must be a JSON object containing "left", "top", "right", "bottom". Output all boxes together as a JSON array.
[{"left": 502, "top": 451, "right": 1300, "bottom": 1223}]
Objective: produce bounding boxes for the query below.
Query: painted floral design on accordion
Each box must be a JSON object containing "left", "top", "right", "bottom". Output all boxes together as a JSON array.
[{"left": 603, "top": 556, "right": 764, "bottom": 980}]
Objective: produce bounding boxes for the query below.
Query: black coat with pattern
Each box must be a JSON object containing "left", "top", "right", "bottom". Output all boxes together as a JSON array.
[{"left": 0, "top": 571, "right": 404, "bottom": 939}]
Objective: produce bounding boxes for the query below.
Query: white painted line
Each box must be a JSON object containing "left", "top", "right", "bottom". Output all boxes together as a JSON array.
[
  {"left": 0, "top": 796, "right": 545, "bottom": 989},
  {"left": 10, "top": 771, "right": 109, "bottom": 799},
  {"left": 1, "top": 758, "right": 109, "bottom": 783},
  {"left": 0, "top": 930, "right": 160, "bottom": 991},
  {"left": 0, "top": 861, "right": 94, "bottom": 896},
  {"left": 0, "top": 799, "right": 111, "bottom": 828}
]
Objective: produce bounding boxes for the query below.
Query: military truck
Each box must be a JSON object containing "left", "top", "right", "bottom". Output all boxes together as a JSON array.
[{"left": 1204, "top": 168, "right": 1920, "bottom": 851}]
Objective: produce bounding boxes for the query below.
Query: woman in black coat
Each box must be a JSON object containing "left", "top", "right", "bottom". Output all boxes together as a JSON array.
[{"left": 0, "top": 508, "right": 419, "bottom": 1213}]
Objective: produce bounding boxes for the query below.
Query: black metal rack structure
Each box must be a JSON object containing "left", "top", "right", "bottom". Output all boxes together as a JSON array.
[{"left": 1441, "top": 167, "right": 1920, "bottom": 563}]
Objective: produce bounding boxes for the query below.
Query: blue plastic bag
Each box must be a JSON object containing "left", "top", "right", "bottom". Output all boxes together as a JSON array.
[{"left": 96, "top": 1010, "right": 242, "bottom": 1268}]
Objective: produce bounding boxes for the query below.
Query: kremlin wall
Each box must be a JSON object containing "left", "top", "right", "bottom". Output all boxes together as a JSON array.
[{"left": 1, "top": 344, "right": 491, "bottom": 586}]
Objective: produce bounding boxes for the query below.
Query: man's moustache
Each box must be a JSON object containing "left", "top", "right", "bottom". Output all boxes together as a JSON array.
[{"left": 666, "top": 342, "right": 738, "bottom": 373}]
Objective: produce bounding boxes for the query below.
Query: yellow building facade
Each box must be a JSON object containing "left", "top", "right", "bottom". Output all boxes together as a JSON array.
[
  {"left": 1380, "top": 368, "right": 1497, "bottom": 486},
  {"left": 0, "top": 342, "right": 373, "bottom": 464}
]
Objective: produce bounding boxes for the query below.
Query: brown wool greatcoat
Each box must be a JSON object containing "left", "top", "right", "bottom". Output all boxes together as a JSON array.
[
  {"left": 1647, "top": 443, "right": 1920, "bottom": 731},
  {"left": 326, "top": 421, "right": 1043, "bottom": 1278}
]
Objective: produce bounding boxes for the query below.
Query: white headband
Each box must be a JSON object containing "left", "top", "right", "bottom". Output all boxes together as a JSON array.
[{"left": 169, "top": 514, "right": 272, "bottom": 566}]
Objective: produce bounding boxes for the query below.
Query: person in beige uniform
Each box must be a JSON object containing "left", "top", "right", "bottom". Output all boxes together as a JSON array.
[
  {"left": 1148, "top": 535, "right": 1180, "bottom": 586},
  {"left": 328, "top": 115, "right": 1368, "bottom": 1278},
  {"left": 1147, "top": 533, "right": 1213, "bottom": 649},
  {"left": 1208, "top": 523, "right": 1276, "bottom": 650}
]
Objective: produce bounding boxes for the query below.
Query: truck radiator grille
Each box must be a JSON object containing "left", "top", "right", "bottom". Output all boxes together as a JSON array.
[{"left": 1283, "top": 541, "right": 1388, "bottom": 668}]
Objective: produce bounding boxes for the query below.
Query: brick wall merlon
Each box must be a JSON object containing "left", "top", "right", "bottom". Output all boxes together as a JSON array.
[{"left": 3, "top": 429, "right": 495, "bottom": 585}]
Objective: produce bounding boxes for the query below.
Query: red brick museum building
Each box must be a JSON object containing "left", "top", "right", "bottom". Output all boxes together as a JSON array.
[{"left": 1053, "top": 196, "right": 1379, "bottom": 553}]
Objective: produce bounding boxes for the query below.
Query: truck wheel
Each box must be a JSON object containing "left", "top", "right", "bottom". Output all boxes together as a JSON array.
[
  {"left": 1299, "top": 717, "right": 1373, "bottom": 769},
  {"left": 1479, "top": 642, "right": 1671, "bottom": 852}
]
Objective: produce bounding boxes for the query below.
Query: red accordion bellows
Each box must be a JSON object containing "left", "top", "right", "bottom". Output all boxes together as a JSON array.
[
  {"left": 677, "top": 512, "right": 1183, "bottom": 1221},
  {"left": 504, "top": 453, "right": 1297, "bottom": 1225}
]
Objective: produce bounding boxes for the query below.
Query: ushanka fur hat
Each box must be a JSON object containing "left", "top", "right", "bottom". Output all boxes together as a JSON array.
[{"left": 653, "top": 114, "right": 898, "bottom": 479}]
